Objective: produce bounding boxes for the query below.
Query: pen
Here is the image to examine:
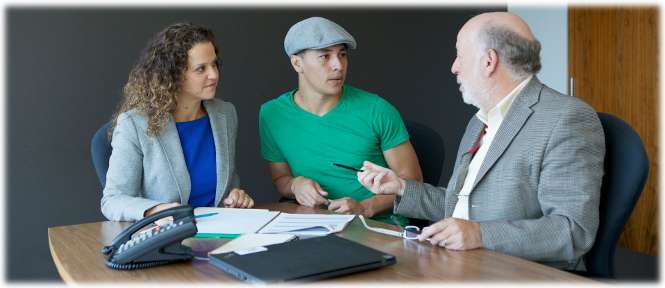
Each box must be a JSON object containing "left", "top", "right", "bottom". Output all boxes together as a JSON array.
[
  {"left": 195, "top": 212, "right": 219, "bottom": 219},
  {"left": 332, "top": 163, "right": 364, "bottom": 172}
]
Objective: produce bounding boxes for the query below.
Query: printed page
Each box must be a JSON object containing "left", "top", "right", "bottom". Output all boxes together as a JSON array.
[{"left": 258, "top": 213, "right": 355, "bottom": 235}]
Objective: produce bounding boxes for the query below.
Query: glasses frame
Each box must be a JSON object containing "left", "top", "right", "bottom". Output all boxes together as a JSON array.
[{"left": 358, "top": 215, "right": 421, "bottom": 240}]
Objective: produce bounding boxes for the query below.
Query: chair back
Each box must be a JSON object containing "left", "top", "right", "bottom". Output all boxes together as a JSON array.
[
  {"left": 91, "top": 122, "right": 113, "bottom": 188},
  {"left": 403, "top": 119, "right": 445, "bottom": 186},
  {"left": 586, "top": 112, "right": 649, "bottom": 278}
]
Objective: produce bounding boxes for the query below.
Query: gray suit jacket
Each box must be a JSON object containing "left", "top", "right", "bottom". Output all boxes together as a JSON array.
[
  {"left": 394, "top": 76, "right": 605, "bottom": 271},
  {"left": 101, "top": 98, "right": 240, "bottom": 221}
]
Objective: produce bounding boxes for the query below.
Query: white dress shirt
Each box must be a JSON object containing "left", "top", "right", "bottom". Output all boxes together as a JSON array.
[{"left": 451, "top": 75, "right": 533, "bottom": 220}]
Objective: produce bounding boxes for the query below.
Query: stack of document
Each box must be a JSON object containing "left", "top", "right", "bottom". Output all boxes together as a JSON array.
[{"left": 193, "top": 207, "right": 355, "bottom": 237}]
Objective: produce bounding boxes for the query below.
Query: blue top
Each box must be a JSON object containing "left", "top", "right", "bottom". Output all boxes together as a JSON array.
[{"left": 175, "top": 114, "right": 217, "bottom": 207}]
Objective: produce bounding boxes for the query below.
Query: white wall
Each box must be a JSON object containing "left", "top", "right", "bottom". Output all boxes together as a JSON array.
[{"left": 508, "top": 5, "right": 568, "bottom": 95}]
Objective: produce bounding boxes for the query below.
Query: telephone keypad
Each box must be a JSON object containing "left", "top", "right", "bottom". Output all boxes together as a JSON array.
[
  {"left": 105, "top": 205, "right": 197, "bottom": 268},
  {"left": 115, "top": 220, "right": 188, "bottom": 257}
]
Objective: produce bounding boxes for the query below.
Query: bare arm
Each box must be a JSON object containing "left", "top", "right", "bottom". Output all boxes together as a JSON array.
[
  {"left": 268, "top": 161, "right": 297, "bottom": 199},
  {"left": 383, "top": 140, "right": 423, "bottom": 182}
]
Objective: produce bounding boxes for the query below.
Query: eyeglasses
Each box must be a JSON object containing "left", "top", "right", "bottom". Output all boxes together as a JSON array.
[{"left": 358, "top": 215, "right": 423, "bottom": 240}]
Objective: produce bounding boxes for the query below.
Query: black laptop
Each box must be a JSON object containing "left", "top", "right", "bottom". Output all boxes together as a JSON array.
[{"left": 209, "top": 235, "right": 396, "bottom": 284}]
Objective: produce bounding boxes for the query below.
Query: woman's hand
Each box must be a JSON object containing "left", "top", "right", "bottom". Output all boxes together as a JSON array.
[
  {"left": 144, "top": 202, "right": 181, "bottom": 225},
  {"left": 224, "top": 188, "right": 255, "bottom": 208}
]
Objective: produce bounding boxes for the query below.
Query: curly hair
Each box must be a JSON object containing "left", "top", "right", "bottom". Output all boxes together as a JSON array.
[
  {"left": 475, "top": 20, "right": 541, "bottom": 80},
  {"left": 108, "top": 22, "right": 219, "bottom": 140}
]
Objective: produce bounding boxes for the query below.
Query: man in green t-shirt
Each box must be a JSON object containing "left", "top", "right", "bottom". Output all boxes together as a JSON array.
[{"left": 259, "top": 17, "right": 422, "bottom": 225}]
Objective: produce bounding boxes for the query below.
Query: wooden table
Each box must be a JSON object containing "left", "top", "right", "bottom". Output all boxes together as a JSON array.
[{"left": 49, "top": 203, "right": 595, "bottom": 283}]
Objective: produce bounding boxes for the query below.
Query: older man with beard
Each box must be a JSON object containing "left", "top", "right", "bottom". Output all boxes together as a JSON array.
[{"left": 356, "top": 12, "right": 605, "bottom": 272}]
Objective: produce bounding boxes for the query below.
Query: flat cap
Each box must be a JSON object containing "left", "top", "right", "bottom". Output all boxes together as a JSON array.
[{"left": 284, "top": 17, "right": 356, "bottom": 56}]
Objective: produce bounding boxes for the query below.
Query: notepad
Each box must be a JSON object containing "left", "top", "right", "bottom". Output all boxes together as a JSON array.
[{"left": 208, "top": 233, "right": 298, "bottom": 255}]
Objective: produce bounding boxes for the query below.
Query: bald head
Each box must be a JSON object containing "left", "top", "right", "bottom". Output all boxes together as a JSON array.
[
  {"left": 466, "top": 12, "right": 534, "bottom": 41},
  {"left": 458, "top": 12, "right": 541, "bottom": 80}
]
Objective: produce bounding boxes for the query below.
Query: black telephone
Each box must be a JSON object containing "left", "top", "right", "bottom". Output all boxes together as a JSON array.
[{"left": 102, "top": 205, "right": 198, "bottom": 270}]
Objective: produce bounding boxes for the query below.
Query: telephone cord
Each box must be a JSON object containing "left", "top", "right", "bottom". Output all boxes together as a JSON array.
[{"left": 103, "top": 248, "right": 188, "bottom": 270}]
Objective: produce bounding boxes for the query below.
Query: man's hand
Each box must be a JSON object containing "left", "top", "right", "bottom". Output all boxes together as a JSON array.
[
  {"left": 419, "top": 218, "right": 483, "bottom": 250},
  {"left": 328, "top": 197, "right": 372, "bottom": 217},
  {"left": 291, "top": 176, "right": 329, "bottom": 208},
  {"left": 144, "top": 202, "right": 181, "bottom": 226},
  {"left": 357, "top": 161, "right": 406, "bottom": 197},
  {"left": 224, "top": 188, "right": 255, "bottom": 208}
]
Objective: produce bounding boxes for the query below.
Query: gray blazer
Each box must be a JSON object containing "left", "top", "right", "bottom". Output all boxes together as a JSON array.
[
  {"left": 395, "top": 76, "right": 605, "bottom": 271},
  {"left": 101, "top": 98, "right": 240, "bottom": 221}
]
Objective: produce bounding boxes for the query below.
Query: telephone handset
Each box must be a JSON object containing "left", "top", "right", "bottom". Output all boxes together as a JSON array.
[{"left": 102, "top": 205, "right": 198, "bottom": 270}]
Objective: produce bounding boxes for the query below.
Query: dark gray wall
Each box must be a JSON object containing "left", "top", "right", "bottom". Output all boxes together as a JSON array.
[{"left": 6, "top": 6, "right": 505, "bottom": 282}]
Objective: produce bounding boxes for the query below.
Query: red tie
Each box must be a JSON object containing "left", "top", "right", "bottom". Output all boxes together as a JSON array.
[{"left": 468, "top": 125, "right": 487, "bottom": 154}]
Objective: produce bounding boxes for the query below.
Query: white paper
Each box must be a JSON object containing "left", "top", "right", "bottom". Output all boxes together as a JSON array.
[
  {"left": 234, "top": 246, "right": 267, "bottom": 255},
  {"left": 258, "top": 213, "right": 355, "bottom": 235},
  {"left": 208, "top": 233, "right": 297, "bottom": 255},
  {"left": 194, "top": 207, "right": 279, "bottom": 234}
]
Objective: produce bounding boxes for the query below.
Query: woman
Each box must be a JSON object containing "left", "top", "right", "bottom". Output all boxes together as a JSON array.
[{"left": 101, "top": 22, "right": 253, "bottom": 222}]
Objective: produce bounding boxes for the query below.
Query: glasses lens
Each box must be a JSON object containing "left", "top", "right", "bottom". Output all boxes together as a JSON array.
[{"left": 404, "top": 227, "right": 420, "bottom": 239}]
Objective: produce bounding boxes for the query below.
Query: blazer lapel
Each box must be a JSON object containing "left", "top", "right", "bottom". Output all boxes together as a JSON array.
[
  {"left": 157, "top": 115, "right": 191, "bottom": 204},
  {"left": 444, "top": 117, "right": 486, "bottom": 217},
  {"left": 203, "top": 100, "right": 231, "bottom": 207},
  {"left": 471, "top": 77, "right": 542, "bottom": 189}
]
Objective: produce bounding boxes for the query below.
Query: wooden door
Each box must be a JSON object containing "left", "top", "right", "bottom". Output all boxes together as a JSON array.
[{"left": 569, "top": 6, "right": 659, "bottom": 256}]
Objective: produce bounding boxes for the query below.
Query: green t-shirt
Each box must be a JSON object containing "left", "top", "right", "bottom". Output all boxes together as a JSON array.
[{"left": 259, "top": 85, "right": 409, "bottom": 225}]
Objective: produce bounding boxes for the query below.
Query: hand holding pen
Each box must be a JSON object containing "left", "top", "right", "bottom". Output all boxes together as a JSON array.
[
  {"left": 290, "top": 163, "right": 373, "bottom": 209},
  {"left": 356, "top": 161, "right": 406, "bottom": 197}
]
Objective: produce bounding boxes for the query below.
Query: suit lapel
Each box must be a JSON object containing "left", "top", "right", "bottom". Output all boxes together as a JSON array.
[
  {"left": 471, "top": 77, "right": 542, "bottom": 189},
  {"left": 157, "top": 115, "right": 191, "bottom": 204},
  {"left": 444, "top": 117, "right": 486, "bottom": 217},
  {"left": 204, "top": 100, "right": 230, "bottom": 207}
]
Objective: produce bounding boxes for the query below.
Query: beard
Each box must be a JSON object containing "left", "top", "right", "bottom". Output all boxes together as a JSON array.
[{"left": 457, "top": 64, "right": 495, "bottom": 111}]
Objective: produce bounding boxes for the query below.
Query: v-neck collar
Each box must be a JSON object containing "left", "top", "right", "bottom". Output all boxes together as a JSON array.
[{"left": 289, "top": 86, "right": 346, "bottom": 119}]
